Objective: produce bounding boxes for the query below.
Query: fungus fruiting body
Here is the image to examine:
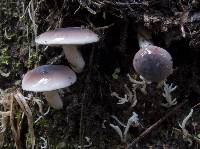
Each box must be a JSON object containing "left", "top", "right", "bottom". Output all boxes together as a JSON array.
[
  {"left": 133, "top": 45, "right": 173, "bottom": 82},
  {"left": 133, "top": 27, "right": 173, "bottom": 82},
  {"left": 22, "top": 65, "right": 77, "bottom": 109},
  {"left": 35, "top": 27, "right": 99, "bottom": 73}
]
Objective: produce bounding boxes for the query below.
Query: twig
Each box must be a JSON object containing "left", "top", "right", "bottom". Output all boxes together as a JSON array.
[
  {"left": 34, "top": 106, "right": 50, "bottom": 124},
  {"left": 79, "top": 47, "right": 95, "bottom": 148},
  {"left": 173, "top": 127, "right": 200, "bottom": 144},
  {"left": 77, "top": 0, "right": 96, "bottom": 15},
  {"left": 192, "top": 102, "right": 200, "bottom": 109},
  {"left": 103, "top": 1, "right": 148, "bottom": 6},
  {"left": 127, "top": 98, "right": 189, "bottom": 148},
  {"left": 29, "top": 0, "right": 37, "bottom": 41},
  {"left": 115, "top": 2, "right": 148, "bottom": 6}
]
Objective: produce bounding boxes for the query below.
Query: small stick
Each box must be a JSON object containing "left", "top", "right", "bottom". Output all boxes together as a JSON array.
[
  {"left": 173, "top": 127, "right": 200, "bottom": 144},
  {"left": 127, "top": 99, "right": 189, "bottom": 149},
  {"left": 79, "top": 47, "right": 95, "bottom": 148}
]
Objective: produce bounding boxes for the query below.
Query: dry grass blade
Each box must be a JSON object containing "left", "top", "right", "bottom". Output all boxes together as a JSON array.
[
  {"left": 0, "top": 89, "right": 12, "bottom": 147},
  {"left": 0, "top": 88, "right": 38, "bottom": 148},
  {"left": 0, "top": 89, "right": 20, "bottom": 148},
  {"left": 14, "top": 90, "right": 35, "bottom": 149},
  {"left": 10, "top": 93, "right": 22, "bottom": 149}
]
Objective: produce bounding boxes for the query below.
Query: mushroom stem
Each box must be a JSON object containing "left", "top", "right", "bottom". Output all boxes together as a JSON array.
[
  {"left": 43, "top": 90, "right": 63, "bottom": 109},
  {"left": 137, "top": 26, "right": 153, "bottom": 49},
  {"left": 62, "top": 45, "right": 85, "bottom": 73}
]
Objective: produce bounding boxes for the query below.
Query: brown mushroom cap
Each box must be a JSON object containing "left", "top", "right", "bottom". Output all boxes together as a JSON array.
[
  {"left": 35, "top": 27, "right": 99, "bottom": 46},
  {"left": 133, "top": 45, "right": 173, "bottom": 82},
  {"left": 22, "top": 65, "right": 77, "bottom": 92}
]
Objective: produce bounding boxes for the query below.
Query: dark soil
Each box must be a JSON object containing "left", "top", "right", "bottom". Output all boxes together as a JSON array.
[{"left": 1, "top": 0, "right": 200, "bottom": 149}]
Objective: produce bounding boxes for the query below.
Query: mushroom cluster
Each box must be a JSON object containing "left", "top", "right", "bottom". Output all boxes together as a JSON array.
[
  {"left": 22, "top": 27, "right": 99, "bottom": 109},
  {"left": 21, "top": 26, "right": 174, "bottom": 110}
]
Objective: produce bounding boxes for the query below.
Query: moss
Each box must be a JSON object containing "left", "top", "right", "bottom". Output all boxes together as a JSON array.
[
  {"left": 12, "top": 60, "right": 23, "bottom": 71},
  {"left": 15, "top": 111, "right": 22, "bottom": 120},
  {"left": 26, "top": 51, "right": 42, "bottom": 69},
  {"left": 0, "top": 47, "right": 10, "bottom": 67},
  {"left": 38, "top": 118, "right": 48, "bottom": 127}
]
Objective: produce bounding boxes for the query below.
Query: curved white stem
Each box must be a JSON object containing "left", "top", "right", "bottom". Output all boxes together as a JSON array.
[
  {"left": 63, "top": 45, "right": 85, "bottom": 73},
  {"left": 43, "top": 90, "right": 63, "bottom": 109},
  {"left": 137, "top": 26, "right": 153, "bottom": 49}
]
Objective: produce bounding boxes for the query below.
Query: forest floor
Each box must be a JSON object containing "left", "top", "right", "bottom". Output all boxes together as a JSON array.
[{"left": 1, "top": 0, "right": 200, "bottom": 149}]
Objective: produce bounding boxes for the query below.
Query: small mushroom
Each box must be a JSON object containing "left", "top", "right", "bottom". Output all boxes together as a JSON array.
[
  {"left": 35, "top": 27, "right": 99, "bottom": 73},
  {"left": 133, "top": 26, "right": 173, "bottom": 82},
  {"left": 22, "top": 65, "right": 77, "bottom": 109}
]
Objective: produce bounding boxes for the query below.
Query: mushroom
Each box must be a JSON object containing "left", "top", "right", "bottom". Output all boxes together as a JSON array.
[
  {"left": 22, "top": 65, "right": 77, "bottom": 109},
  {"left": 35, "top": 27, "right": 99, "bottom": 73},
  {"left": 133, "top": 26, "right": 173, "bottom": 82}
]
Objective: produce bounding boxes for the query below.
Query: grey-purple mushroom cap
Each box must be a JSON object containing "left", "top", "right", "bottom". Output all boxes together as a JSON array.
[
  {"left": 133, "top": 45, "right": 173, "bottom": 82},
  {"left": 35, "top": 27, "right": 99, "bottom": 46},
  {"left": 22, "top": 65, "right": 77, "bottom": 92}
]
